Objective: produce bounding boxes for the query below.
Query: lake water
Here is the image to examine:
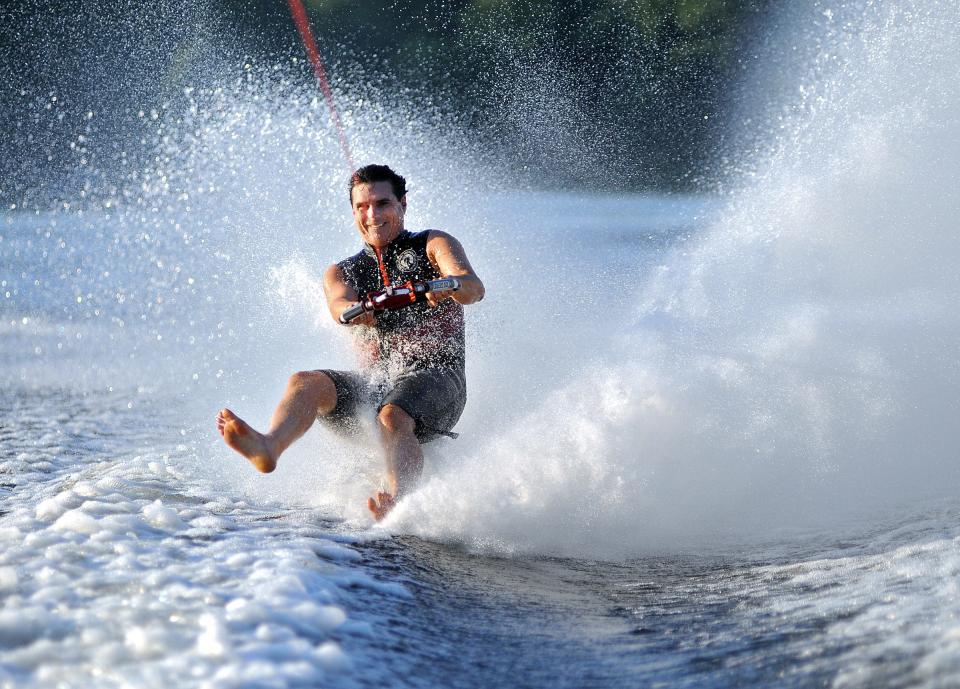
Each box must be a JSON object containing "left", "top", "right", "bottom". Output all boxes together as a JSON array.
[{"left": 3, "top": 0, "right": 960, "bottom": 686}]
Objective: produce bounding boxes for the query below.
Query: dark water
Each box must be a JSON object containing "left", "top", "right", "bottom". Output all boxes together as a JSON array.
[{"left": 328, "top": 510, "right": 958, "bottom": 689}]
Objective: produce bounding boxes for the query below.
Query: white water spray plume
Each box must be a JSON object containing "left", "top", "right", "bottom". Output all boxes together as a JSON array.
[{"left": 386, "top": 0, "right": 960, "bottom": 557}]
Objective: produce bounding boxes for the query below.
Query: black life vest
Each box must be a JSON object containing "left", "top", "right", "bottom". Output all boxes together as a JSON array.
[{"left": 337, "top": 230, "right": 466, "bottom": 370}]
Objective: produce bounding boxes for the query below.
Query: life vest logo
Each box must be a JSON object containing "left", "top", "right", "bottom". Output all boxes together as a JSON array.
[{"left": 396, "top": 249, "right": 419, "bottom": 273}]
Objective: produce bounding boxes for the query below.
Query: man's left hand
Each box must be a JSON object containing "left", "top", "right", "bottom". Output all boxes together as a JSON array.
[{"left": 425, "top": 286, "right": 456, "bottom": 308}]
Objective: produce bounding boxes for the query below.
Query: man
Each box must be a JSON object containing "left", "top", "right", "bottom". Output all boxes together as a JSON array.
[{"left": 216, "top": 164, "right": 485, "bottom": 520}]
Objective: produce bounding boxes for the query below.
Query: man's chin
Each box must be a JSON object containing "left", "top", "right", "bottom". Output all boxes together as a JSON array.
[{"left": 365, "top": 230, "right": 401, "bottom": 247}]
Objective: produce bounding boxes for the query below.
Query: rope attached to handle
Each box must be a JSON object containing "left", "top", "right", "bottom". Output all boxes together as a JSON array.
[{"left": 286, "top": 0, "right": 355, "bottom": 171}]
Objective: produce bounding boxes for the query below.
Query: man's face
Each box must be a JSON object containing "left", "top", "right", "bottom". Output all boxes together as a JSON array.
[{"left": 351, "top": 181, "right": 406, "bottom": 249}]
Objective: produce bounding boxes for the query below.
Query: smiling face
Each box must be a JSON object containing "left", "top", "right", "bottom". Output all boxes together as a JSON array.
[{"left": 351, "top": 181, "right": 406, "bottom": 249}]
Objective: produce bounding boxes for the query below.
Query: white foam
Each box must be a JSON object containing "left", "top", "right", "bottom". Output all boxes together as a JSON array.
[
  {"left": 142, "top": 500, "right": 187, "bottom": 530},
  {"left": 0, "top": 608, "right": 63, "bottom": 649},
  {"left": 313, "top": 542, "right": 364, "bottom": 563},
  {"left": 315, "top": 641, "right": 351, "bottom": 671},
  {"left": 0, "top": 432, "right": 367, "bottom": 688},
  {"left": 195, "top": 613, "right": 231, "bottom": 658},
  {"left": 34, "top": 491, "right": 82, "bottom": 522},
  {"left": 0, "top": 569, "right": 18, "bottom": 593},
  {"left": 0, "top": 526, "right": 21, "bottom": 544},
  {"left": 51, "top": 509, "right": 101, "bottom": 535}
]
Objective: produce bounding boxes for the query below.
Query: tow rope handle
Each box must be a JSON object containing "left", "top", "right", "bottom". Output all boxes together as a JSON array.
[{"left": 339, "top": 278, "right": 462, "bottom": 324}]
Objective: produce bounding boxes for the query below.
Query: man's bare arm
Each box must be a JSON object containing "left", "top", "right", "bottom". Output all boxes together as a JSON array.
[
  {"left": 323, "top": 264, "right": 374, "bottom": 325},
  {"left": 425, "top": 231, "right": 485, "bottom": 306}
]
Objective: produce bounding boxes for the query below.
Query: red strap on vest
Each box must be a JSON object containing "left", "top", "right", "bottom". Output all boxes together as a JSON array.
[{"left": 373, "top": 247, "right": 392, "bottom": 287}]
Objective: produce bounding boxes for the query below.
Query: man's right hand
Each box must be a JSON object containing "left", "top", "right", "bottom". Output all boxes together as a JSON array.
[{"left": 325, "top": 264, "right": 375, "bottom": 326}]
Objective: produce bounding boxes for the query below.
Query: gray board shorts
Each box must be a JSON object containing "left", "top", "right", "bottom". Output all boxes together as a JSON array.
[{"left": 318, "top": 366, "right": 466, "bottom": 443}]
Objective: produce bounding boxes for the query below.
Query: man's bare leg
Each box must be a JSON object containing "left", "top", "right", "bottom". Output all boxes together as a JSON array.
[
  {"left": 368, "top": 403, "right": 422, "bottom": 520},
  {"left": 217, "top": 371, "right": 337, "bottom": 473}
]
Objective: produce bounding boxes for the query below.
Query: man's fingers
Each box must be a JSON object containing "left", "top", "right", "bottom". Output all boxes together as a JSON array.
[
  {"left": 426, "top": 290, "right": 453, "bottom": 307},
  {"left": 352, "top": 311, "right": 376, "bottom": 325}
]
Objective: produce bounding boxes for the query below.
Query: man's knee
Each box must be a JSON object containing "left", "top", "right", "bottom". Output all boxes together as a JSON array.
[
  {"left": 289, "top": 370, "right": 337, "bottom": 409},
  {"left": 378, "top": 404, "right": 415, "bottom": 435}
]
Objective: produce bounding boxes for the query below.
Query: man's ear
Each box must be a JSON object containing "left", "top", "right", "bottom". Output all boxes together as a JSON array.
[{"left": 400, "top": 195, "right": 407, "bottom": 211}]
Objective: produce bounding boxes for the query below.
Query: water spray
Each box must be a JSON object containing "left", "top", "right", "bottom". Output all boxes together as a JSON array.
[{"left": 286, "top": 0, "right": 355, "bottom": 171}]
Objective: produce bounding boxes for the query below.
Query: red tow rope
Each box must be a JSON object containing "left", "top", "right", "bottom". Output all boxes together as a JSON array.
[{"left": 286, "top": 0, "right": 355, "bottom": 171}]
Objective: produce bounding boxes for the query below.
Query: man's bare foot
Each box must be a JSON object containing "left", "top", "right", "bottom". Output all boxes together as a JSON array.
[
  {"left": 216, "top": 408, "right": 277, "bottom": 473},
  {"left": 367, "top": 491, "right": 396, "bottom": 521}
]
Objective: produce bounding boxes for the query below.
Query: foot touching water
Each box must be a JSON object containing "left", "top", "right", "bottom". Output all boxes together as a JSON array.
[{"left": 368, "top": 491, "right": 396, "bottom": 521}]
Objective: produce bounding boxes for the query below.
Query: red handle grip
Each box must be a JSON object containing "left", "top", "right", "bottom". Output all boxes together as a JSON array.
[{"left": 339, "top": 278, "right": 461, "bottom": 324}]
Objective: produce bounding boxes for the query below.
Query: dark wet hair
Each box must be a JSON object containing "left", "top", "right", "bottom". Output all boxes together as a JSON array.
[{"left": 349, "top": 164, "right": 407, "bottom": 203}]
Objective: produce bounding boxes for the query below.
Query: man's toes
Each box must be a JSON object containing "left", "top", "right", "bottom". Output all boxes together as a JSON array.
[
  {"left": 221, "top": 413, "right": 249, "bottom": 438},
  {"left": 368, "top": 496, "right": 386, "bottom": 519},
  {"left": 369, "top": 492, "right": 396, "bottom": 521}
]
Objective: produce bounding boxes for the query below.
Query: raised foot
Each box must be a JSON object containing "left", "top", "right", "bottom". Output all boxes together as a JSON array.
[
  {"left": 367, "top": 491, "right": 396, "bottom": 521},
  {"left": 216, "top": 408, "right": 277, "bottom": 473}
]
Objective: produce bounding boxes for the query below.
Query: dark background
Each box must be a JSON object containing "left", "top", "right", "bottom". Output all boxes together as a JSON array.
[{"left": 1, "top": 0, "right": 773, "bottom": 205}]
